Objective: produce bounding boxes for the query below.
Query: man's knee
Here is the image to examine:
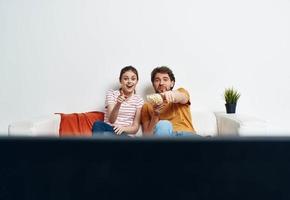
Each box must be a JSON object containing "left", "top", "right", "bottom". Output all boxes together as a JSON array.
[
  {"left": 154, "top": 120, "right": 173, "bottom": 136},
  {"left": 155, "top": 120, "right": 172, "bottom": 129}
]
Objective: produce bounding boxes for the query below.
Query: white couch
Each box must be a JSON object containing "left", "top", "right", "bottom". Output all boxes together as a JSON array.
[{"left": 8, "top": 111, "right": 268, "bottom": 137}]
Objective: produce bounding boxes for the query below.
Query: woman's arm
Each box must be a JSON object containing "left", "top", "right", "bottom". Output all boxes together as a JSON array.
[
  {"left": 107, "top": 93, "right": 126, "bottom": 124},
  {"left": 107, "top": 103, "right": 121, "bottom": 124},
  {"left": 113, "top": 108, "right": 142, "bottom": 135}
]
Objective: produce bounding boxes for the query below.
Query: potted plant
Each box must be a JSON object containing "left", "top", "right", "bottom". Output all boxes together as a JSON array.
[{"left": 224, "top": 87, "right": 241, "bottom": 114}]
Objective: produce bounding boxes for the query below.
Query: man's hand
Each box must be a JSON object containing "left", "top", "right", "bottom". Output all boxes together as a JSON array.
[
  {"left": 160, "top": 91, "right": 175, "bottom": 103},
  {"left": 153, "top": 104, "right": 165, "bottom": 116}
]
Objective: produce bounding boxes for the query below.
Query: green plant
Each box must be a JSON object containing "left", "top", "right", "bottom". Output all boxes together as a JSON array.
[{"left": 224, "top": 87, "right": 241, "bottom": 104}]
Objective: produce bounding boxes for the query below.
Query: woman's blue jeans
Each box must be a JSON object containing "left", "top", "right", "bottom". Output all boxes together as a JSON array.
[
  {"left": 92, "top": 120, "right": 116, "bottom": 136},
  {"left": 92, "top": 120, "right": 129, "bottom": 137}
]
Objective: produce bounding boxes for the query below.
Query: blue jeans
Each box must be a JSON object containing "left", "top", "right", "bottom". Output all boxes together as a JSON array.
[
  {"left": 154, "top": 120, "right": 198, "bottom": 137},
  {"left": 92, "top": 121, "right": 129, "bottom": 137},
  {"left": 92, "top": 120, "right": 115, "bottom": 136}
]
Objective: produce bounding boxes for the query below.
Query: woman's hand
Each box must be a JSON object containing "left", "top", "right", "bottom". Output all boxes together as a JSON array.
[
  {"left": 117, "top": 90, "right": 127, "bottom": 104},
  {"left": 116, "top": 95, "right": 126, "bottom": 104},
  {"left": 113, "top": 125, "right": 125, "bottom": 135}
]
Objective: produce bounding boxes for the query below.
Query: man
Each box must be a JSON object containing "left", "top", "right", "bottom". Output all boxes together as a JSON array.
[{"left": 141, "top": 66, "right": 197, "bottom": 136}]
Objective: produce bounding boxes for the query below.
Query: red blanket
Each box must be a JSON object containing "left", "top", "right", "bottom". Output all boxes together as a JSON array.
[{"left": 59, "top": 111, "right": 104, "bottom": 136}]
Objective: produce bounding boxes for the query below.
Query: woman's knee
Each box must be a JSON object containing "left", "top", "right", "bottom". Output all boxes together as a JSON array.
[{"left": 92, "top": 120, "right": 110, "bottom": 133}]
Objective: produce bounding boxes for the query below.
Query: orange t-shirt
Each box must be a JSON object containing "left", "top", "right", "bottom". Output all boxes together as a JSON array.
[{"left": 141, "top": 88, "right": 196, "bottom": 133}]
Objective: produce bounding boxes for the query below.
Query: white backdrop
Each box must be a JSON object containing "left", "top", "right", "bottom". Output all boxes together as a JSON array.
[{"left": 1, "top": 0, "right": 290, "bottom": 134}]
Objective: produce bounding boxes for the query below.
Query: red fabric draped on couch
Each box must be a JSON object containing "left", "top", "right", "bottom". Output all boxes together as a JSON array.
[{"left": 58, "top": 111, "right": 104, "bottom": 136}]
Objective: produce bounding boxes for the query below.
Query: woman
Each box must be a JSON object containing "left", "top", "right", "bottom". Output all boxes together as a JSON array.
[{"left": 92, "top": 66, "right": 144, "bottom": 136}]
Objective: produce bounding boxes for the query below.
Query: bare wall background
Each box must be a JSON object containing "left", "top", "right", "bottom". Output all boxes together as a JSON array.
[{"left": 1, "top": 0, "right": 290, "bottom": 134}]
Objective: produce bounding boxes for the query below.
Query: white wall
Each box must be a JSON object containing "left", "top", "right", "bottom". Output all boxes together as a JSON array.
[{"left": 1, "top": 0, "right": 290, "bottom": 135}]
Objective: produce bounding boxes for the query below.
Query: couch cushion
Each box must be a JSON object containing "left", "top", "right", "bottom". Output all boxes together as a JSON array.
[{"left": 191, "top": 111, "right": 218, "bottom": 137}]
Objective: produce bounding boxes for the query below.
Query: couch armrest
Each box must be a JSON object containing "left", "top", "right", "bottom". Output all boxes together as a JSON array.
[
  {"left": 8, "top": 114, "right": 61, "bottom": 136},
  {"left": 215, "top": 113, "right": 268, "bottom": 136}
]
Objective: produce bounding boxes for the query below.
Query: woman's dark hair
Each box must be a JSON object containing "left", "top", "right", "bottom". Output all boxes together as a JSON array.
[
  {"left": 119, "top": 66, "right": 139, "bottom": 82},
  {"left": 151, "top": 66, "right": 175, "bottom": 89}
]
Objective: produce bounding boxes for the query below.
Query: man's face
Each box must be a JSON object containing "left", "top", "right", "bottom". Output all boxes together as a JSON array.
[{"left": 153, "top": 73, "right": 174, "bottom": 93}]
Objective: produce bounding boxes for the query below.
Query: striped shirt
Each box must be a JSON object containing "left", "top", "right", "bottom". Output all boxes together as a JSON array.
[{"left": 104, "top": 89, "right": 144, "bottom": 127}]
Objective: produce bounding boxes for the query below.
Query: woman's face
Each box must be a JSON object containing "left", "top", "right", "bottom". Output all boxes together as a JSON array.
[{"left": 120, "top": 70, "right": 138, "bottom": 95}]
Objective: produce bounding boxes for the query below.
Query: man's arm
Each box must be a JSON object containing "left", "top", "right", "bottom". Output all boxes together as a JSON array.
[
  {"left": 142, "top": 114, "right": 159, "bottom": 136},
  {"left": 162, "top": 89, "right": 189, "bottom": 104},
  {"left": 141, "top": 103, "right": 165, "bottom": 136},
  {"left": 142, "top": 103, "right": 166, "bottom": 136}
]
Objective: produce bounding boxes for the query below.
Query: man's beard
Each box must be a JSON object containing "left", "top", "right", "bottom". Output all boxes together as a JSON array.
[{"left": 155, "top": 86, "right": 168, "bottom": 93}]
